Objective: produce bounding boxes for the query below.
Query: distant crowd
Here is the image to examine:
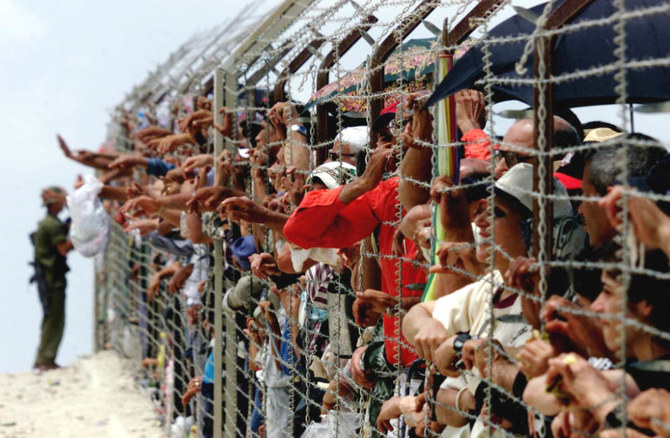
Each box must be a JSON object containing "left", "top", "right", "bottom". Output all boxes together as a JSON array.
[{"left": 54, "top": 84, "right": 670, "bottom": 438}]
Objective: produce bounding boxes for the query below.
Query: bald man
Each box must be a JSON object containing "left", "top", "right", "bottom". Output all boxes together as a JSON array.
[{"left": 494, "top": 117, "right": 579, "bottom": 179}]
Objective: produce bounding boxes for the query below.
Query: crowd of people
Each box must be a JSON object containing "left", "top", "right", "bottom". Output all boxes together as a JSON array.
[{"left": 56, "top": 70, "right": 670, "bottom": 438}]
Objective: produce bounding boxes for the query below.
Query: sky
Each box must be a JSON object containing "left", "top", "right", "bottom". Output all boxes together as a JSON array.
[
  {"left": 1, "top": 0, "right": 667, "bottom": 374},
  {"left": 0, "top": 0, "right": 277, "bottom": 373}
]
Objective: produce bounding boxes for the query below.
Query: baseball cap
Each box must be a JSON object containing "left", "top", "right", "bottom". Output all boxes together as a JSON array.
[
  {"left": 554, "top": 172, "right": 582, "bottom": 190},
  {"left": 583, "top": 127, "right": 624, "bottom": 143},
  {"left": 494, "top": 163, "right": 572, "bottom": 217},
  {"left": 307, "top": 161, "right": 357, "bottom": 190},
  {"left": 371, "top": 102, "right": 398, "bottom": 134},
  {"left": 335, "top": 126, "right": 369, "bottom": 153}
]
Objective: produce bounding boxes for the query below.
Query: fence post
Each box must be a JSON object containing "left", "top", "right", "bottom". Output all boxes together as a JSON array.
[
  {"left": 222, "top": 67, "right": 239, "bottom": 438},
  {"left": 213, "top": 67, "right": 225, "bottom": 438}
]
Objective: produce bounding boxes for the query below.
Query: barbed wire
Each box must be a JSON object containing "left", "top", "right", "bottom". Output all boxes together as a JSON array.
[{"left": 92, "top": 1, "right": 670, "bottom": 438}]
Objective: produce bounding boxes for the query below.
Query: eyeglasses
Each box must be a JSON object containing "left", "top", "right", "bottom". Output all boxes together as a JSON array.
[{"left": 494, "top": 148, "right": 531, "bottom": 168}]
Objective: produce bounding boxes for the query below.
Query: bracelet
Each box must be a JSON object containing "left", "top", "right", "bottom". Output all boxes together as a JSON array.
[
  {"left": 512, "top": 371, "right": 528, "bottom": 398},
  {"left": 455, "top": 386, "right": 469, "bottom": 413}
]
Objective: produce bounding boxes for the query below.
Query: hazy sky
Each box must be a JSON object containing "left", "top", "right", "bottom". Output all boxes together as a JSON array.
[
  {"left": 1, "top": 0, "right": 667, "bottom": 374},
  {"left": 0, "top": 0, "right": 275, "bottom": 373}
]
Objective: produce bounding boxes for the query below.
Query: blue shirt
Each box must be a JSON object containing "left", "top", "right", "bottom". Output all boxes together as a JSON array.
[{"left": 146, "top": 158, "right": 176, "bottom": 177}]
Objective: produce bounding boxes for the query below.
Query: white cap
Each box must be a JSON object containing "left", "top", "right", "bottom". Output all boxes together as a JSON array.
[
  {"left": 583, "top": 127, "right": 623, "bottom": 143},
  {"left": 308, "top": 161, "right": 357, "bottom": 189},
  {"left": 335, "top": 126, "right": 369, "bottom": 153},
  {"left": 494, "top": 163, "right": 572, "bottom": 217}
]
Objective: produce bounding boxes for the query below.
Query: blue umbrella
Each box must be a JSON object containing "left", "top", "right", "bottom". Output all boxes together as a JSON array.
[{"left": 425, "top": 0, "right": 670, "bottom": 108}]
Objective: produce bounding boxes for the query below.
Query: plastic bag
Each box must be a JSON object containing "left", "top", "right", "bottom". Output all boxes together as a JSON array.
[
  {"left": 300, "top": 411, "right": 360, "bottom": 438},
  {"left": 67, "top": 174, "right": 110, "bottom": 257}
]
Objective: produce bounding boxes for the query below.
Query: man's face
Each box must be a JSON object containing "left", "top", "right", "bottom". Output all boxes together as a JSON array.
[
  {"left": 328, "top": 141, "right": 357, "bottom": 166},
  {"left": 51, "top": 200, "right": 66, "bottom": 214},
  {"left": 472, "top": 196, "right": 528, "bottom": 273},
  {"left": 310, "top": 181, "right": 328, "bottom": 191},
  {"left": 578, "top": 164, "right": 616, "bottom": 249},
  {"left": 254, "top": 121, "right": 281, "bottom": 150},
  {"left": 268, "top": 149, "right": 285, "bottom": 193},
  {"left": 494, "top": 120, "right": 535, "bottom": 179},
  {"left": 590, "top": 270, "right": 634, "bottom": 353},
  {"left": 254, "top": 125, "right": 267, "bottom": 149}
]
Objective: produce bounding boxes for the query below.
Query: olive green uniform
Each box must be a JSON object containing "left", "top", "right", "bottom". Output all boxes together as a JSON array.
[{"left": 34, "top": 213, "right": 69, "bottom": 365}]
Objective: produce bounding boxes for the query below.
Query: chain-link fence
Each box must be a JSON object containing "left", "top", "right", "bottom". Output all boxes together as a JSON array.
[{"left": 92, "top": 1, "right": 670, "bottom": 438}]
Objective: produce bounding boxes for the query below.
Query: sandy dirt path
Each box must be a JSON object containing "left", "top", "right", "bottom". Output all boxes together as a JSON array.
[{"left": 0, "top": 350, "right": 165, "bottom": 438}]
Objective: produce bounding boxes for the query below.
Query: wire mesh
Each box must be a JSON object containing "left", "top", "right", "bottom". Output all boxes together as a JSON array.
[{"left": 90, "top": 1, "right": 670, "bottom": 438}]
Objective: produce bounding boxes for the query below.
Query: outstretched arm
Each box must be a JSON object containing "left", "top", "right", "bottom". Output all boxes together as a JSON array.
[{"left": 283, "top": 144, "right": 392, "bottom": 249}]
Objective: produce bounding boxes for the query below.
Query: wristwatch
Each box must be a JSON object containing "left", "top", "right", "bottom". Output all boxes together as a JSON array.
[
  {"left": 290, "top": 124, "right": 307, "bottom": 136},
  {"left": 453, "top": 333, "right": 474, "bottom": 357}
]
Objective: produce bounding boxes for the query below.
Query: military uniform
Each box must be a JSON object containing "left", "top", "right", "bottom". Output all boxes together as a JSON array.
[{"left": 34, "top": 212, "right": 69, "bottom": 366}]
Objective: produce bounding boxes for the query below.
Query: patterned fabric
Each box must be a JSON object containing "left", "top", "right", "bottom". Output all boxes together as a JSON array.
[
  {"left": 201, "top": 211, "right": 226, "bottom": 240},
  {"left": 304, "top": 263, "right": 333, "bottom": 310}
]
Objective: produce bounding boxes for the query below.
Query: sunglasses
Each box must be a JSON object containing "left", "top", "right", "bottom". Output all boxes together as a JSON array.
[{"left": 494, "top": 148, "right": 531, "bottom": 168}]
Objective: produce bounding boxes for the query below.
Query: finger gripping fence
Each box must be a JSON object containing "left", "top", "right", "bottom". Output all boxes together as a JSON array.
[{"left": 94, "top": 1, "right": 670, "bottom": 438}]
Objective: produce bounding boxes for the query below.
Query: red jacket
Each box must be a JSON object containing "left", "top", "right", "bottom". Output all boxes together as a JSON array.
[{"left": 284, "top": 178, "right": 426, "bottom": 367}]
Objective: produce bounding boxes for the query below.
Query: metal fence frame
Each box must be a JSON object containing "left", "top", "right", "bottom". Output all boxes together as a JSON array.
[{"left": 93, "top": 1, "right": 670, "bottom": 437}]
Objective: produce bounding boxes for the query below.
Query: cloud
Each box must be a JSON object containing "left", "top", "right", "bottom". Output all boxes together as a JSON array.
[{"left": 0, "top": 0, "right": 46, "bottom": 45}]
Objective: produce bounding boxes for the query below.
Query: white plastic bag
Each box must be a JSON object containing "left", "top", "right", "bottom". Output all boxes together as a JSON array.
[
  {"left": 67, "top": 174, "right": 110, "bottom": 257},
  {"left": 301, "top": 411, "right": 360, "bottom": 438}
]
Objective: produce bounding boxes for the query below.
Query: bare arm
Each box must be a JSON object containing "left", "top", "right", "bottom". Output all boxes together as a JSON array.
[
  {"left": 401, "top": 300, "right": 437, "bottom": 347},
  {"left": 58, "top": 135, "right": 119, "bottom": 170},
  {"left": 398, "top": 146, "right": 433, "bottom": 211},
  {"left": 100, "top": 185, "right": 130, "bottom": 203},
  {"left": 56, "top": 239, "right": 73, "bottom": 257},
  {"left": 398, "top": 93, "right": 434, "bottom": 211},
  {"left": 523, "top": 374, "right": 562, "bottom": 416},
  {"left": 434, "top": 387, "right": 475, "bottom": 427},
  {"left": 262, "top": 303, "right": 283, "bottom": 372},
  {"left": 275, "top": 243, "right": 317, "bottom": 274},
  {"left": 157, "top": 192, "right": 195, "bottom": 211},
  {"left": 185, "top": 211, "right": 212, "bottom": 244},
  {"left": 356, "top": 235, "right": 382, "bottom": 291},
  {"left": 220, "top": 197, "right": 289, "bottom": 237},
  {"left": 160, "top": 209, "right": 182, "bottom": 227},
  {"left": 157, "top": 219, "right": 175, "bottom": 235},
  {"left": 272, "top": 102, "right": 310, "bottom": 172}
]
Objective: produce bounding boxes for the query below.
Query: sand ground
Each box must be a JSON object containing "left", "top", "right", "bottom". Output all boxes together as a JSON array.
[{"left": 0, "top": 350, "right": 165, "bottom": 438}]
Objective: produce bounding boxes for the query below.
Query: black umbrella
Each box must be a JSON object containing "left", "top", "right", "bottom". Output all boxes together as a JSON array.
[{"left": 425, "top": 0, "right": 670, "bottom": 108}]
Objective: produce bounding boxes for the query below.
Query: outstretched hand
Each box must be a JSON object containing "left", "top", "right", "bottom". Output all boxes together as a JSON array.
[
  {"left": 218, "top": 196, "right": 268, "bottom": 224},
  {"left": 123, "top": 218, "right": 159, "bottom": 236},
  {"left": 187, "top": 186, "right": 228, "bottom": 211},
  {"left": 249, "top": 253, "right": 280, "bottom": 279},
  {"left": 120, "top": 195, "right": 161, "bottom": 217},
  {"left": 454, "top": 89, "right": 486, "bottom": 134},
  {"left": 57, "top": 134, "right": 73, "bottom": 158},
  {"left": 109, "top": 154, "right": 146, "bottom": 170},
  {"left": 181, "top": 154, "right": 214, "bottom": 174}
]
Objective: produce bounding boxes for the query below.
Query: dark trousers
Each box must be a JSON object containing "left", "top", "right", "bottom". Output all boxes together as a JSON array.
[{"left": 35, "top": 284, "right": 65, "bottom": 365}]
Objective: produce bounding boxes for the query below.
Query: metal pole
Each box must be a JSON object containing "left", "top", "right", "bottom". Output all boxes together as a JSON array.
[
  {"left": 213, "top": 67, "right": 224, "bottom": 438},
  {"left": 223, "top": 69, "right": 239, "bottom": 438}
]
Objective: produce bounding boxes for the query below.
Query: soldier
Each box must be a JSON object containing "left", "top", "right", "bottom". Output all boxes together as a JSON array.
[{"left": 32, "top": 186, "right": 73, "bottom": 371}]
